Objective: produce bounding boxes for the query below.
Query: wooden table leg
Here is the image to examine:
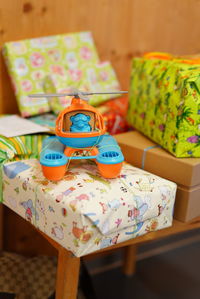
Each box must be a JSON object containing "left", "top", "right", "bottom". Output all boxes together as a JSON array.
[
  {"left": 122, "top": 244, "right": 137, "bottom": 276},
  {"left": 0, "top": 205, "right": 3, "bottom": 250},
  {"left": 56, "top": 247, "right": 80, "bottom": 299}
]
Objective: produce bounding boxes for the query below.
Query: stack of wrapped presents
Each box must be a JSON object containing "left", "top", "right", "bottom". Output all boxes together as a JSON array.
[
  {"left": 1, "top": 35, "right": 200, "bottom": 257},
  {"left": 3, "top": 31, "right": 128, "bottom": 135},
  {"left": 121, "top": 51, "right": 200, "bottom": 222},
  {"left": 116, "top": 131, "right": 200, "bottom": 222}
]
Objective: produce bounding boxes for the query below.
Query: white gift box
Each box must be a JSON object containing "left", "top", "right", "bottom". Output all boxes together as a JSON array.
[{"left": 2, "top": 159, "right": 177, "bottom": 257}]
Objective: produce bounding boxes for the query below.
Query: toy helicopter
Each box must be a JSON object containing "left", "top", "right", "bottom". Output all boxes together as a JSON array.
[{"left": 29, "top": 90, "right": 127, "bottom": 180}]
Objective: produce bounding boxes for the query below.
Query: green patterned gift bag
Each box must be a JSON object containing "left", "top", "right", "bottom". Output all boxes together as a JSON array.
[{"left": 128, "top": 53, "right": 200, "bottom": 157}]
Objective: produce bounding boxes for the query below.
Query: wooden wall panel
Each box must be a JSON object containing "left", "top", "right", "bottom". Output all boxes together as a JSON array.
[{"left": 1, "top": 0, "right": 200, "bottom": 254}]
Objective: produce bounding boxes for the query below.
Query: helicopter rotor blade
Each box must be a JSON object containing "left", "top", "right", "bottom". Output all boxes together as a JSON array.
[
  {"left": 28, "top": 91, "right": 128, "bottom": 98},
  {"left": 28, "top": 93, "right": 80, "bottom": 98}
]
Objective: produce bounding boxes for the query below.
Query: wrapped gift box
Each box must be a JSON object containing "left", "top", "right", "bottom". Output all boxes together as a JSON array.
[
  {"left": 29, "top": 113, "right": 56, "bottom": 133},
  {"left": 97, "top": 96, "right": 130, "bottom": 135},
  {"left": 115, "top": 131, "right": 200, "bottom": 222},
  {"left": 3, "top": 31, "right": 99, "bottom": 117},
  {"left": 0, "top": 133, "right": 49, "bottom": 203},
  {"left": 128, "top": 54, "right": 200, "bottom": 157},
  {"left": 44, "top": 61, "right": 121, "bottom": 114},
  {"left": 2, "top": 159, "right": 176, "bottom": 257}
]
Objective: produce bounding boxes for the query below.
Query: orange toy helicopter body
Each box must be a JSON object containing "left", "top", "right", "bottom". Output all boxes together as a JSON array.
[{"left": 35, "top": 91, "right": 126, "bottom": 181}]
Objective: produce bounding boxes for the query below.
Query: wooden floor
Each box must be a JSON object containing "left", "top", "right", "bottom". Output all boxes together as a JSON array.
[
  {"left": 87, "top": 230, "right": 200, "bottom": 299},
  {"left": 39, "top": 216, "right": 200, "bottom": 299}
]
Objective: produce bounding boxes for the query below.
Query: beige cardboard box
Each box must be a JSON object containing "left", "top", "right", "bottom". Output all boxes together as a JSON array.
[
  {"left": 175, "top": 185, "right": 200, "bottom": 222},
  {"left": 115, "top": 131, "right": 200, "bottom": 222}
]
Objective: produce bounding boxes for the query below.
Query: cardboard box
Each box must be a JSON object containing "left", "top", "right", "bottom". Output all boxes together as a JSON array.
[
  {"left": 115, "top": 131, "right": 200, "bottom": 187},
  {"left": 115, "top": 131, "right": 200, "bottom": 222},
  {"left": 174, "top": 185, "right": 200, "bottom": 222}
]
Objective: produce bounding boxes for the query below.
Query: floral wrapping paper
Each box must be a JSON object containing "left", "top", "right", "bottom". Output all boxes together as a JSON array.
[
  {"left": 2, "top": 159, "right": 176, "bottom": 257},
  {"left": 3, "top": 31, "right": 99, "bottom": 117},
  {"left": 44, "top": 61, "right": 121, "bottom": 114},
  {"left": 128, "top": 56, "right": 200, "bottom": 157}
]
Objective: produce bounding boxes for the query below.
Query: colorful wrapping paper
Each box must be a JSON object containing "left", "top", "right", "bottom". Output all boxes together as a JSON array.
[
  {"left": 0, "top": 134, "right": 49, "bottom": 202},
  {"left": 44, "top": 61, "right": 121, "bottom": 114},
  {"left": 29, "top": 113, "right": 56, "bottom": 133},
  {"left": 115, "top": 130, "right": 200, "bottom": 222},
  {"left": 2, "top": 159, "right": 176, "bottom": 257},
  {"left": 97, "top": 96, "right": 130, "bottom": 134},
  {"left": 128, "top": 55, "right": 200, "bottom": 157},
  {"left": 0, "top": 134, "right": 48, "bottom": 163},
  {"left": 3, "top": 32, "right": 99, "bottom": 117}
]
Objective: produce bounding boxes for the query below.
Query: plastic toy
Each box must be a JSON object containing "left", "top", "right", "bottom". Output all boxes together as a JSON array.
[{"left": 29, "top": 90, "right": 127, "bottom": 180}]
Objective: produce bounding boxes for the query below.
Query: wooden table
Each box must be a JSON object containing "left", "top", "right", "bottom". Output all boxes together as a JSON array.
[
  {"left": 0, "top": 205, "right": 3, "bottom": 251},
  {"left": 38, "top": 217, "right": 200, "bottom": 299}
]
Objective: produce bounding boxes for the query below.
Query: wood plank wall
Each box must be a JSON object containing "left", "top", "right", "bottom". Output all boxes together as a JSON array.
[{"left": 1, "top": 0, "right": 200, "bottom": 255}]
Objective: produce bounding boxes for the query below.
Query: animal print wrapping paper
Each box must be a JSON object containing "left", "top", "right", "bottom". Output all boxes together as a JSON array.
[{"left": 2, "top": 159, "right": 177, "bottom": 257}]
